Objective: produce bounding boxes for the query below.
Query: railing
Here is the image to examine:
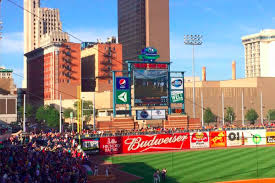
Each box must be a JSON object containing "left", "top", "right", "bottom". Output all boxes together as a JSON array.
[{"left": 76, "top": 126, "right": 275, "bottom": 139}]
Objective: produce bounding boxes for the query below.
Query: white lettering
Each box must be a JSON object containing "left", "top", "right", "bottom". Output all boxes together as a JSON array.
[{"left": 125, "top": 135, "right": 188, "bottom": 151}]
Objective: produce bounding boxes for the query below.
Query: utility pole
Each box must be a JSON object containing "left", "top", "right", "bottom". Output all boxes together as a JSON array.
[
  {"left": 242, "top": 90, "right": 244, "bottom": 126},
  {"left": 201, "top": 91, "right": 204, "bottom": 127},
  {"left": 222, "top": 91, "right": 224, "bottom": 126},
  {"left": 81, "top": 99, "right": 84, "bottom": 131},
  {"left": 261, "top": 91, "right": 263, "bottom": 125},
  {"left": 23, "top": 94, "right": 26, "bottom": 132},
  {"left": 59, "top": 94, "right": 62, "bottom": 133},
  {"left": 93, "top": 92, "right": 96, "bottom": 131}
]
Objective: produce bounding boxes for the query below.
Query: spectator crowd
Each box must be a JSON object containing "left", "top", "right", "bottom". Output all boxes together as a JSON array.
[{"left": 0, "top": 132, "right": 88, "bottom": 183}]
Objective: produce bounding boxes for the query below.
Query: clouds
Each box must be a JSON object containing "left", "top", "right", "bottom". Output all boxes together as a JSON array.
[{"left": 0, "top": 32, "right": 23, "bottom": 54}]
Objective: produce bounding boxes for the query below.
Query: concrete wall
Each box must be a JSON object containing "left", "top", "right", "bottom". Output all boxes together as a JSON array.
[{"left": 184, "top": 77, "right": 275, "bottom": 124}]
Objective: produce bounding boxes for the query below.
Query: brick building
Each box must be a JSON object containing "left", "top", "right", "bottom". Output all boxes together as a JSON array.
[
  {"left": 81, "top": 39, "right": 123, "bottom": 93},
  {"left": 0, "top": 68, "right": 17, "bottom": 124},
  {"left": 25, "top": 42, "right": 81, "bottom": 106}
]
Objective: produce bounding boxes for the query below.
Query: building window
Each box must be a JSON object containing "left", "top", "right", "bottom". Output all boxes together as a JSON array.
[{"left": 108, "top": 80, "right": 111, "bottom": 84}]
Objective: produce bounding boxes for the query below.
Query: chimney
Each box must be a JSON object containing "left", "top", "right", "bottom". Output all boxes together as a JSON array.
[
  {"left": 232, "top": 61, "right": 236, "bottom": 80},
  {"left": 202, "top": 66, "right": 206, "bottom": 81}
]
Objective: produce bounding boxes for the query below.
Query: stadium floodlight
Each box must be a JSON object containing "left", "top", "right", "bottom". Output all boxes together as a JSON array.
[{"left": 184, "top": 34, "right": 203, "bottom": 119}]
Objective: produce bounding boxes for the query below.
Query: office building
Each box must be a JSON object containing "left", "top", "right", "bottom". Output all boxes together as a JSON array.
[
  {"left": 25, "top": 42, "right": 81, "bottom": 106},
  {"left": 242, "top": 29, "right": 275, "bottom": 78},
  {"left": 118, "top": 0, "right": 170, "bottom": 64},
  {"left": 23, "top": 0, "right": 69, "bottom": 88}
]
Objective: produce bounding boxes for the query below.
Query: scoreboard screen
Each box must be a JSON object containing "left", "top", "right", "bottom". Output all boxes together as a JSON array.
[{"left": 134, "top": 69, "right": 168, "bottom": 106}]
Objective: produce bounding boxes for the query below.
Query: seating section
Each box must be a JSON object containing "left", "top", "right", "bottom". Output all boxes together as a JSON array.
[
  {"left": 164, "top": 115, "right": 201, "bottom": 129},
  {"left": 96, "top": 117, "right": 135, "bottom": 131}
]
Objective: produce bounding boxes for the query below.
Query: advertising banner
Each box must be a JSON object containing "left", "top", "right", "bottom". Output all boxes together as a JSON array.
[
  {"left": 116, "top": 90, "right": 130, "bottom": 104},
  {"left": 226, "top": 130, "right": 245, "bottom": 147},
  {"left": 151, "top": 110, "right": 166, "bottom": 119},
  {"left": 210, "top": 131, "right": 227, "bottom": 148},
  {"left": 116, "top": 77, "right": 129, "bottom": 90},
  {"left": 190, "top": 132, "right": 209, "bottom": 149},
  {"left": 136, "top": 110, "right": 152, "bottom": 120},
  {"left": 122, "top": 133, "right": 190, "bottom": 153},
  {"left": 99, "top": 137, "right": 122, "bottom": 155},
  {"left": 171, "top": 91, "right": 184, "bottom": 103},
  {"left": 136, "top": 110, "right": 166, "bottom": 120},
  {"left": 266, "top": 132, "right": 275, "bottom": 145},
  {"left": 81, "top": 138, "right": 99, "bottom": 154},
  {"left": 243, "top": 129, "right": 266, "bottom": 145},
  {"left": 171, "top": 78, "right": 184, "bottom": 90}
]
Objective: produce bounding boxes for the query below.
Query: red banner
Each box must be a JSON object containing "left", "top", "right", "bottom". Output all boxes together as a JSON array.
[
  {"left": 99, "top": 137, "right": 122, "bottom": 155},
  {"left": 210, "top": 131, "right": 227, "bottom": 148},
  {"left": 121, "top": 133, "right": 190, "bottom": 153}
]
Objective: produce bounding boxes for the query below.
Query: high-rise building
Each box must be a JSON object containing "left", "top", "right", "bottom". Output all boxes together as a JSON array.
[
  {"left": 242, "top": 29, "right": 275, "bottom": 78},
  {"left": 23, "top": 0, "right": 69, "bottom": 88},
  {"left": 25, "top": 42, "right": 81, "bottom": 106},
  {"left": 118, "top": 0, "right": 170, "bottom": 64}
]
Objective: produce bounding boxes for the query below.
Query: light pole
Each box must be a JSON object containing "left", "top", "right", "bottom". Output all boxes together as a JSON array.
[{"left": 184, "top": 35, "right": 203, "bottom": 118}]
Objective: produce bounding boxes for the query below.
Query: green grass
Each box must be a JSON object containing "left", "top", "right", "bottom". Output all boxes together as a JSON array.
[{"left": 106, "top": 146, "right": 275, "bottom": 183}]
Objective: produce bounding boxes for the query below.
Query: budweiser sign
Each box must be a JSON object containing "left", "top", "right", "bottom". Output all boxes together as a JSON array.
[{"left": 122, "top": 133, "right": 190, "bottom": 153}]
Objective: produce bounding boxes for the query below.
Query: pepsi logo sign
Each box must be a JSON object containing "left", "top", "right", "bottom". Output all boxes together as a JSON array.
[
  {"left": 119, "top": 79, "right": 126, "bottom": 86},
  {"left": 116, "top": 77, "right": 129, "bottom": 90}
]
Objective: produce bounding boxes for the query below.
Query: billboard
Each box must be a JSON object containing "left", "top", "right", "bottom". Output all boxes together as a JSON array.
[
  {"left": 116, "top": 90, "right": 130, "bottom": 104},
  {"left": 81, "top": 138, "right": 99, "bottom": 154},
  {"left": 136, "top": 110, "right": 152, "bottom": 120},
  {"left": 116, "top": 77, "right": 130, "bottom": 90},
  {"left": 266, "top": 132, "right": 275, "bottom": 145},
  {"left": 136, "top": 110, "right": 166, "bottom": 120},
  {"left": 171, "top": 78, "right": 184, "bottom": 90},
  {"left": 226, "top": 130, "right": 246, "bottom": 147},
  {"left": 171, "top": 91, "right": 184, "bottom": 103},
  {"left": 122, "top": 133, "right": 190, "bottom": 153},
  {"left": 210, "top": 131, "right": 227, "bottom": 148},
  {"left": 190, "top": 132, "right": 209, "bottom": 148},
  {"left": 134, "top": 69, "right": 168, "bottom": 106},
  {"left": 99, "top": 137, "right": 122, "bottom": 155},
  {"left": 243, "top": 129, "right": 266, "bottom": 145}
]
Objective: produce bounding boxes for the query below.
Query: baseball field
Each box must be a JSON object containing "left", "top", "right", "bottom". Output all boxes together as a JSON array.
[{"left": 106, "top": 146, "right": 275, "bottom": 183}]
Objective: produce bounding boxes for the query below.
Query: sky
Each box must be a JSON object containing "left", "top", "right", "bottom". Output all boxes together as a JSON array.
[{"left": 1, "top": 0, "right": 275, "bottom": 88}]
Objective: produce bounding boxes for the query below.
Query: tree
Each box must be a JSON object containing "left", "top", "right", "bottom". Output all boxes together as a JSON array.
[
  {"left": 63, "top": 108, "right": 75, "bottom": 119},
  {"left": 267, "top": 109, "right": 275, "bottom": 121},
  {"left": 73, "top": 100, "right": 93, "bottom": 121},
  {"left": 225, "top": 107, "right": 236, "bottom": 123},
  {"left": 35, "top": 105, "right": 59, "bottom": 128},
  {"left": 19, "top": 104, "right": 35, "bottom": 120},
  {"left": 245, "top": 108, "right": 259, "bottom": 124},
  {"left": 46, "top": 106, "right": 59, "bottom": 128},
  {"left": 204, "top": 107, "right": 216, "bottom": 124},
  {"left": 36, "top": 106, "right": 47, "bottom": 122}
]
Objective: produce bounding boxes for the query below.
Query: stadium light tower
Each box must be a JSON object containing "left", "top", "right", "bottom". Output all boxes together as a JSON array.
[{"left": 184, "top": 35, "right": 203, "bottom": 118}]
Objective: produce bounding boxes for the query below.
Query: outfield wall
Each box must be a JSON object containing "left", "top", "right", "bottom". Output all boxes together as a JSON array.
[{"left": 81, "top": 129, "right": 275, "bottom": 155}]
